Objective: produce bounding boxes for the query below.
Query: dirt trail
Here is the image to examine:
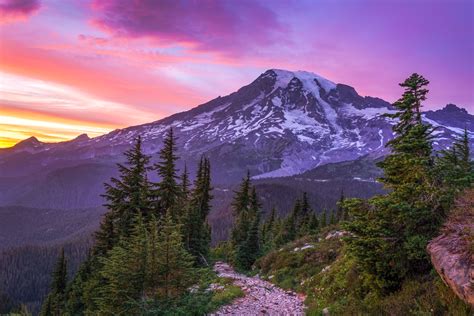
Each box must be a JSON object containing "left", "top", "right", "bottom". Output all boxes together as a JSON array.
[{"left": 211, "top": 262, "right": 305, "bottom": 315}]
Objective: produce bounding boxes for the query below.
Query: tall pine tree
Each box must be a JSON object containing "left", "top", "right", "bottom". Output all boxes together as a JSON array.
[
  {"left": 344, "top": 73, "right": 443, "bottom": 292},
  {"left": 153, "top": 128, "right": 180, "bottom": 220},
  {"left": 184, "top": 157, "right": 213, "bottom": 264},
  {"left": 99, "top": 136, "right": 152, "bottom": 250},
  {"left": 40, "top": 248, "right": 68, "bottom": 316}
]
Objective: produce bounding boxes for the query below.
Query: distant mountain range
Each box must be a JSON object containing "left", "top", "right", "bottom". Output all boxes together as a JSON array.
[{"left": 0, "top": 69, "right": 472, "bottom": 245}]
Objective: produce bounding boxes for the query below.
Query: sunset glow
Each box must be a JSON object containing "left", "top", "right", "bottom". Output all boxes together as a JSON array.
[{"left": 0, "top": 0, "right": 472, "bottom": 148}]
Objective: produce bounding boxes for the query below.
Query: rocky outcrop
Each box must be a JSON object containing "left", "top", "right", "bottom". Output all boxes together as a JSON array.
[
  {"left": 427, "top": 189, "right": 474, "bottom": 306},
  {"left": 211, "top": 262, "right": 306, "bottom": 315}
]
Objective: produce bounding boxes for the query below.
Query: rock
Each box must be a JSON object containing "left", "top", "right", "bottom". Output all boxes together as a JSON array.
[
  {"left": 427, "top": 189, "right": 474, "bottom": 307},
  {"left": 325, "top": 230, "right": 349, "bottom": 240},
  {"left": 300, "top": 243, "right": 315, "bottom": 250}
]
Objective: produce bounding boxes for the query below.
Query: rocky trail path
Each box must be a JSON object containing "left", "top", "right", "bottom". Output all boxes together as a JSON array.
[{"left": 211, "top": 262, "right": 306, "bottom": 315}]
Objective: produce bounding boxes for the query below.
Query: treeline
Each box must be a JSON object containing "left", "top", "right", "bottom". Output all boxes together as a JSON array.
[
  {"left": 342, "top": 74, "right": 473, "bottom": 293},
  {"left": 40, "top": 129, "right": 214, "bottom": 315},
  {"left": 0, "top": 238, "right": 91, "bottom": 314},
  {"left": 221, "top": 173, "right": 347, "bottom": 271}
]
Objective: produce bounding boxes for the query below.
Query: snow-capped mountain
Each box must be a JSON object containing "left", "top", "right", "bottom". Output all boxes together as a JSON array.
[
  {"left": 0, "top": 68, "right": 472, "bottom": 247},
  {"left": 1, "top": 69, "right": 472, "bottom": 186}
]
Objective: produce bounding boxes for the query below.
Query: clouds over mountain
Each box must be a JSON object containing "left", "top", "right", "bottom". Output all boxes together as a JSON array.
[{"left": 90, "top": 0, "right": 285, "bottom": 57}]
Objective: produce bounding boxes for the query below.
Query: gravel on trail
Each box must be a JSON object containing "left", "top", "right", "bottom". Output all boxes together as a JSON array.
[{"left": 211, "top": 262, "right": 306, "bottom": 316}]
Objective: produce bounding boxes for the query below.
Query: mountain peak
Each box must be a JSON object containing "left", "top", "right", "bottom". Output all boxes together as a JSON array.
[
  {"left": 72, "top": 133, "right": 90, "bottom": 142},
  {"left": 261, "top": 69, "right": 337, "bottom": 94},
  {"left": 15, "top": 136, "right": 41, "bottom": 146},
  {"left": 442, "top": 103, "right": 468, "bottom": 114}
]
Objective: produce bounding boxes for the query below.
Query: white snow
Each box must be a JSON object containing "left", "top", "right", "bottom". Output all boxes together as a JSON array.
[
  {"left": 422, "top": 115, "right": 471, "bottom": 135},
  {"left": 271, "top": 69, "right": 337, "bottom": 93}
]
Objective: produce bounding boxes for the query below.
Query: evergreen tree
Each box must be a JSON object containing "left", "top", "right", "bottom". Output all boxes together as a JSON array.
[
  {"left": 96, "top": 213, "right": 148, "bottom": 315},
  {"left": 151, "top": 211, "right": 195, "bottom": 300},
  {"left": 335, "top": 189, "right": 345, "bottom": 222},
  {"left": 93, "top": 212, "right": 116, "bottom": 257},
  {"left": 184, "top": 157, "right": 213, "bottom": 264},
  {"left": 319, "top": 210, "right": 327, "bottom": 228},
  {"left": 153, "top": 128, "right": 180, "bottom": 219},
  {"left": 297, "top": 192, "right": 312, "bottom": 235},
  {"left": 65, "top": 252, "right": 93, "bottom": 314},
  {"left": 306, "top": 212, "right": 319, "bottom": 235},
  {"left": 285, "top": 198, "right": 301, "bottom": 241},
  {"left": 329, "top": 210, "right": 336, "bottom": 225},
  {"left": 236, "top": 187, "right": 261, "bottom": 270},
  {"left": 178, "top": 164, "right": 191, "bottom": 212},
  {"left": 239, "top": 207, "right": 261, "bottom": 270},
  {"left": 40, "top": 248, "right": 68, "bottom": 316},
  {"left": 230, "top": 172, "right": 252, "bottom": 248},
  {"left": 100, "top": 136, "right": 152, "bottom": 247},
  {"left": 262, "top": 207, "right": 277, "bottom": 252},
  {"left": 435, "top": 128, "right": 473, "bottom": 205},
  {"left": 344, "top": 73, "right": 443, "bottom": 292}
]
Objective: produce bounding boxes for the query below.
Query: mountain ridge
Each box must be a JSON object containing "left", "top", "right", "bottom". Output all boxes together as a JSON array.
[{"left": 1, "top": 69, "right": 472, "bottom": 183}]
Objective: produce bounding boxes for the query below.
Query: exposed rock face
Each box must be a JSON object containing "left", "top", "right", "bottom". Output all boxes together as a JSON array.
[
  {"left": 211, "top": 262, "right": 306, "bottom": 315},
  {"left": 427, "top": 189, "right": 474, "bottom": 306}
]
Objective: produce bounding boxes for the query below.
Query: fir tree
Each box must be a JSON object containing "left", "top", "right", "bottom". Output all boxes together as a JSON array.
[
  {"left": 319, "top": 210, "right": 327, "bottom": 228},
  {"left": 230, "top": 172, "right": 252, "bottom": 247},
  {"left": 153, "top": 128, "right": 180, "bottom": 219},
  {"left": 297, "top": 192, "right": 312, "bottom": 235},
  {"left": 236, "top": 187, "right": 261, "bottom": 270},
  {"left": 93, "top": 212, "right": 116, "bottom": 257},
  {"left": 100, "top": 136, "right": 152, "bottom": 246},
  {"left": 329, "top": 210, "right": 336, "bottom": 225},
  {"left": 40, "top": 248, "right": 68, "bottom": 316},
  {"left": 335, "top": 189, "right": 345, "bottom": 222},
  {"left": 239, "top": 206, "right": 261, "bottom": 270},
  {"left": 307, "top": 212, "right": 319, "bottom": 235},
  {"left": 65, "top": 252, "right": 93, "bottom": 314},
  {"left": 184, "top": 157, "right": 213, "bottom": 264},
  {"left": 344, "top": 73, "right": 443, "bottom": 292},
  {"left": 262, "top": 207, "right": 277, "bottom": 252},
  {"left": 179, "top": 164, "right": 191, "bottom": 207},
  {"left": 435, "top": 128, "right": 473, "bottom": 205},
  {"left": 96, "top": 213, "right": 148, "bottom": 315},
  {"left": 151, "top": 211, "right": 195, "bottom": 300}
]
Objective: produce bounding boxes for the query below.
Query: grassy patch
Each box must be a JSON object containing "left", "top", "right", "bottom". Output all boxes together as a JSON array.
[{"left": 208, "top": 284, "right": 244, "bottom": 312}]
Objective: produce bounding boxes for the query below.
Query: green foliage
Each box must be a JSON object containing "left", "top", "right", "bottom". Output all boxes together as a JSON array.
[
  {"left": 97, "top": 136, "right": 151, "bottom": 256},
  {"left": 184, "top": 157, "right": 213, "bottom": 265},
  {"left": 153, "top": 128, "right": 180, "bottom": 218},
  {"left": 256, "top": 235, "right": 342, "bottom": 292},
  {"left": 48, "top": 133, "right": 215, "bottom": 315},
  {"left": 139, "top": 271, "right": 243, "bottom": 316},
  {"left": 208, "top": 284, "right": 244, "bottom": 312},
  {"left": 95, "top": 214, "right": 148, "bottom": 315},
  {"left": 230, "top": 174, "right": 262, "bottom": 270},
  {"left": 435, "top": 128, "right": 474, "bottom": 206},
  {"left": 344, "top": 73, "right": 445, "bottom": 292},
  {"left": 149, "top": 212, "right": 196, "bottom": 300},
  {"left": 40, "top": 248, "right": 68, "bottom": 316}
]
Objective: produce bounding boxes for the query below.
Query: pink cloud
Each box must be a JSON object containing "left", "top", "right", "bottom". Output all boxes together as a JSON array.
[
  {"left": 89, "top": 0, "right": 286, "bottom": 57},
  {"left": 0, "top": 0, "right": 40, "bottom": 23}
]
